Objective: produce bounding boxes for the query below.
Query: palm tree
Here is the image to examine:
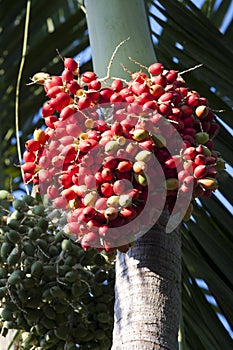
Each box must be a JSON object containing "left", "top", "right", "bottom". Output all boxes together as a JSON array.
[{"left": 0, "top": 0, "right": 232, "bottom": 348}]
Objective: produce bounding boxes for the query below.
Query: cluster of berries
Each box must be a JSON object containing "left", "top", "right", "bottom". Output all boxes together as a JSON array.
[{"left": 22, "top": 58, "right": 224, "bottom": 252}]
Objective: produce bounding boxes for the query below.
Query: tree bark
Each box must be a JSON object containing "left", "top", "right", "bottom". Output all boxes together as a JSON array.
[{"left": 112, "top": 212, "right": 181, "bottom": 350}]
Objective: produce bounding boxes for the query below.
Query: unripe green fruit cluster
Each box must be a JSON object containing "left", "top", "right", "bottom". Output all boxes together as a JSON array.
[{"left": 0, "top": 194, "right": 114, "bottom": 350}]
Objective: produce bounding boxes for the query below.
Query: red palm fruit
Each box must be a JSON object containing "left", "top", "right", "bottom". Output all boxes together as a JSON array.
[
  {"left": 166, "top": 70, "right": 178, "bottom": 83},
  {"left": 59, "top": 135, "right": 74, "bottom": 146},
  {"left": 82, "top": 154, "right": 94, "bottom": 167},
  {"left": 44, "top": 116, "right": 57, "bottom": 128},
  {"left": 143, "top": 100, "right": 157, "bottom": 111},
  {"left": 138, "top": 92, "right": 154, "bottom": 105},
  {"left": 25, "top": 139, "right": 41, "bottom": 152},
  {"left": 183, "top": 128, "right": 196, "bottom": 136},
  {"left": 99, "top": 88, "right": 114, "bottom": 102},
  {"left": 194, "top": 165, "right": 208, "bottom": 179},
  {"left": 61, "top": 187, "right": 76, "bottom": 201},
  {"left": 158, "top": 103, "right": 172, "bottom": 116},
  {"left": 68, "top": 222, "right": 82, "bottom": 235},
  {"left": 165, "top": 157, "right": 177, "bottom": 169},
  {"left": 183, "top": 116, "right": 195, "bottom": 128},
  {"left": 101, "top": 183, "right": 114, "bottom": 197},
  {"left": 86, "top": 219, "right": 101, "bottom": 231},
  {"left": 99, "top": 224, "right": 109, "bottom": 237},
  {"left": 21, "top": 162, "right": 37, "bottom": 173},
  {"left": 51, "top": 92, "right": 71, "bottom": 111},
  {"left": 64, "top": 58, "right": 78, "bottom": 72},
  {"left": 113, "top": 179, "right": 131, "bottom": 195},
  {"left": 47, "top": 185, "right": 59, "bottom": 200},
  {"left": 94, "top": 120, "right": 108, "bottom": 132},
  {"left": 41, "top": 102, "right": 55, "bottom": 117},
  {"left": 104, "top": 207, "right": 118, "bottom": 220},
  {"left": 183, "top": 147, "right": 197, "bottom": 160},
  {"left": 158, "top": 92, "right": 174, "bottom": 103},
  {"left": 88, "top": 79, "right": 101, "bottom": 90},
  {"left": 95, "top": 197, "right": 108, "bottom": 211},
  {"left": 120, "top": 206, "right": 137, "bottom": 219},
  {"left": 62, "top": 69, "right": 74, "bottom": 83},
  {"left": 78, "top": 96, "right": 92, "bottom": 110},
  {"left": 125, "top": 188, "right": 140, "bottom": 200},
  {"left": 150, "top": 84, "right": 165, "bottom": 99},
  {"left": 117, "top": 160, "right": 132, "bottom": 173},
  {"left": 111, "top": 121, "right": 123, "bottom": 136},
  {"left": 79, "top": 140, "right": 95, "bottom": 153},
  {"left": 103, "top": 156, "right": 119, "bottom": 169},
  {"left": 82, "top": 71, "right": 97, "bottom": 83},
  {"left": 195, "top": 154, "right": 206, "bottom": 166},
  {"left": 101, "top": 168, "right": 114, "bottom": 181},
  {"left": 110, "top": 93, "right": 123, "bottom": 102},
  {"left": 44, "top": 76, "right": 63, "bottom": 92},
  {"left": 95, "top": 171, "right": 104, "bottom": 184},
  {"left": 52, "top": 155, "right": 65, "bottom": 168},
  {"left": 117, "top": 171, "right": 132, "bottom": 181},
  {"left": 67, "top": 81, "right": 80, "bottom": 94},
  {"left": 60, "top": 106, "right": 74, "bottom": 120},
  {"left": 66, "top": 123, "right": 82, "bottom": 137},
  {"left": 58, "top": 173, "right": 72, "bottom": 188},
  {"left": 81, "top": 231, "right": 100, "bottom": 249},
  {"left": 148, "top": 62, "right": 164, "bottom": 75},
  {"left": 46, "top": 86, "right": 63, "bottom": 98},
  {"left": 53, "top": 196, "right": 68, "bottom": 209},
  {"left": 110, "top": 216, "right": 126, "bottom": 228},
  {"left": 84, "top": 175, "right": 96, "bottom": 189},
  {"left": 82, "top": 207, "right": 96, "bottom": 219},
  {"left": 180, "top": 104, "right": 193, "bottom": 117},
  {"left": 23, "top": 150, "right": 36, "bottom": 163},
  {"left": 111, "top": 79, "right": 123, "bottom": 92},
  {"left": 186, "top": 92, "right": 200, "bottom": 107},
  {"left": 183, "top": 175, "right": 195, "bottom": 188}
]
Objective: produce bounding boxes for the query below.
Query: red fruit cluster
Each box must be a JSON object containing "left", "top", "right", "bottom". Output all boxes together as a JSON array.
[{"left": 23, "top": 58, "right": 224, "bottom": 252}]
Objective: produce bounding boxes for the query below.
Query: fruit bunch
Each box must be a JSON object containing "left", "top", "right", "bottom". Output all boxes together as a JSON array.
[
  {"left": 0, "top": 191, "right": 114, "bottom": 350},
  {"left": 22, "top": 59, "right": 224, "bottom": 252}
]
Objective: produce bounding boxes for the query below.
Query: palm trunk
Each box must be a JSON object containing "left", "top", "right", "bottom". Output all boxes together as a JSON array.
[
  {"left": 112, "top": 212, "right": 181, "bottom": 350},
  {"left": 85, "top": 1, "right": 181, "bottom": 348}
]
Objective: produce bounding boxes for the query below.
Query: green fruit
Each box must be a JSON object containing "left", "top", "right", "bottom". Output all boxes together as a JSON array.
[
  {"left": 12, "top": 199, "right": 28, "bottom": 212},
  {"left": 1, "top": 242, "right": 14, "bottom": 259},
  {"left": 32, "top": 205, "right": 45, "bottom": 216},
  {"left": 134, "top": 173, "right": 148, "bottom": 186},
  {"left": 48, "top": 245, "right": 59, "bottom": 257},
  {"left": 1, "top": 308, "right": 14, "bottom": 321},
  {"left": 0, "top": 190, "right": 13, "bottom": 201},
  {"left": 31, "top": 261, "right": 43, "bottom": 277},
  {"left": 94, "top": 253, "right": 106, "bottom": 266},
  {"left": 0, "top": 268, "right": 7, "bottom": 278},
  {"left": 7, "top": 248, "right": 21, "bottom": 266},
  {"left": 7, "top": 219, "right": 20, "bottom": 230},
  {"left": 50, "top": 286, "right": 65, "bottom": 298},
  {"left": 23, "top": 194, "right": 37, "bottom": 205},
  {"left": 94, "top": 329, "right": 106, "bottom": 340},
  {"left": 97, "top": 312, "right": 109, "bottom": 323},
  {"left": 6, "top": 230, "right": 21, "bottom": 244},
  {"left": 94, "top": 270, "right": 108, "bottom": 283},
  {"left": 9, "top": 210, "right": 24, "bottom": 221},
  {"left": 61, "top": 239, "right": 72, "bottom": 252},
  {"left": 43, "top": 305, "right": 56, "bottom": 320},
  {"left": 25, "top": 308, "right": 40, "bottom": 323},
  {"left": 195, "top": 131, "right": 209, "bottom": 144},
  {"left": 65, "top": 271, "right": 77, "bottom": 282},
  {"left": 71, "top": 283, "right": 84, "bottom": 297},
  {"left": 37, "top": 218, "right": 49, "bottom": 230},
  {"left": 36, "top": 238, "right": 48, "bottom": 251},
  {"left": 21, "top": 277, "right": 35, "bottom": 289},
  {"left": 8, "top": 270, "right": 23, "bottom": 285},
  {"left": 43, "top": 265, "right": 56, "bottom": 277},
  {"left": 0, "top": 286, "right": 7, "bottom": 298},
  {"left": 41, "top": 317, "right": 56, "bottom": 329},
  {"left": 28, "top": 226, "right": 43, "bottom": 240},
  {"left": 23, "top": 242, "right": 35, "bottom": 256},
  {"left": 132, "top": 129, "right": 149, "bottom": 141},
  {"left": 54, "top": 326, "right": 69, "bottom": 340}
]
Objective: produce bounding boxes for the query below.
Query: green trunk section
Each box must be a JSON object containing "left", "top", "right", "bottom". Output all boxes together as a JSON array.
[{"left": 85, "top": 0, "right": 156, "bottom": 79}]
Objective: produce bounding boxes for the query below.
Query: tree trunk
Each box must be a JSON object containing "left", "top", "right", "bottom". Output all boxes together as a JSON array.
[
  {"left": 85, "top": 1, "right": 181, "bottom": 348},
  {"left": 112, "top": 212, "right": 181, "bottom": 350}
]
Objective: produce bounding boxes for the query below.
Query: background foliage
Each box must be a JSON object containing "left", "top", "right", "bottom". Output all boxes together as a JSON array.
[{"left": 0, "top": 0, "right": 232, "bottom": 348}]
